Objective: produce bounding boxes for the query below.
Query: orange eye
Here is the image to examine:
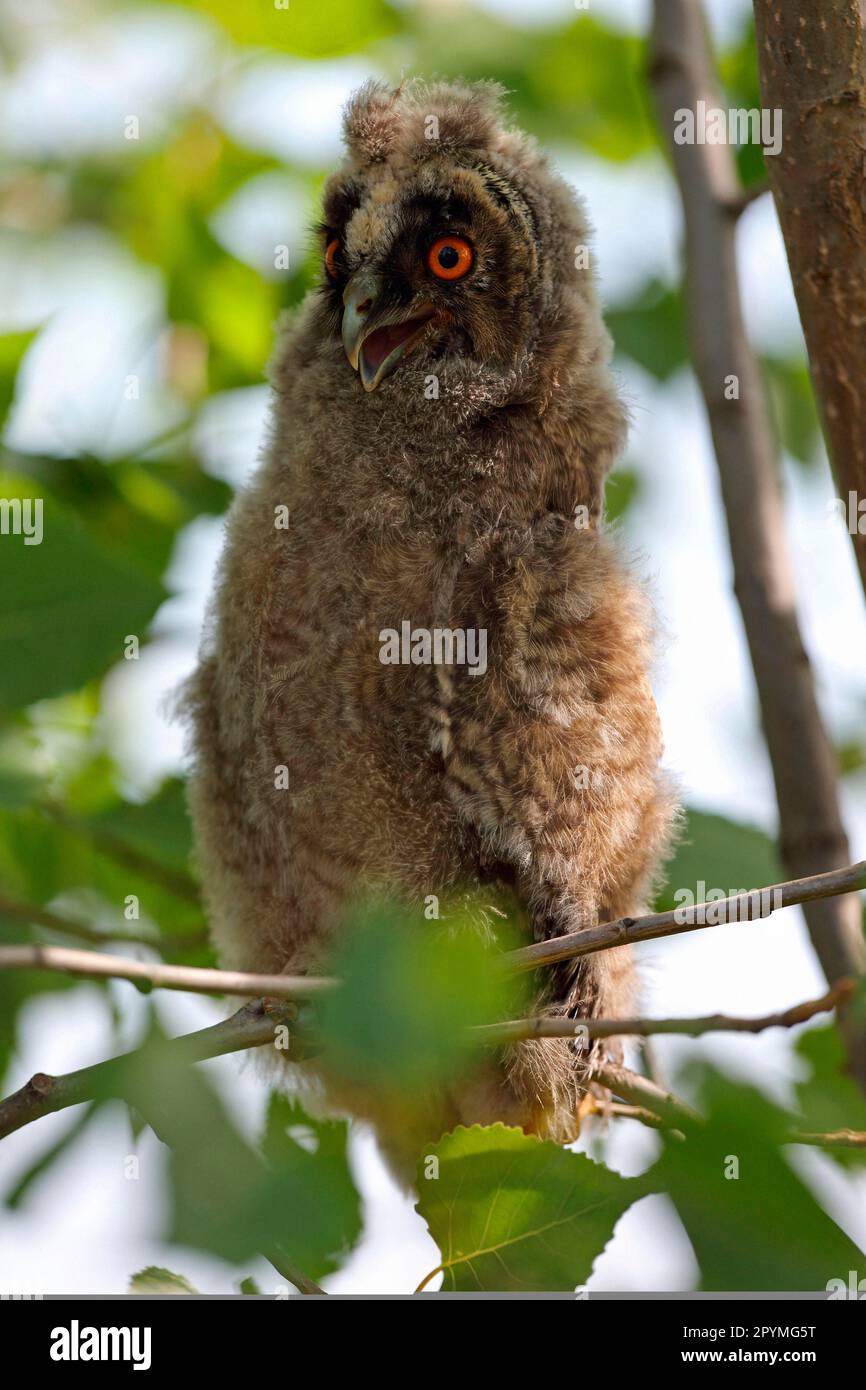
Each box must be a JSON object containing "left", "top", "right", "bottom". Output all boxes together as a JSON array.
[
  {"left": 427, "top": 235, "right": 474, "bottom": 281},
  {"left": 324, "top": 237, "right": 341, "bottom": 279}
]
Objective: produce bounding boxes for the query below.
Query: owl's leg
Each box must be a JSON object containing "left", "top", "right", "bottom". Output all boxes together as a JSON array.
[{"left": 447, "top": 778, "right": 678, "bottom": 1145}]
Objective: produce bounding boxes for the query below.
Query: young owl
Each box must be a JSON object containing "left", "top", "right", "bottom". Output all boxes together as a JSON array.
[{"left": 185, "top": 79, "right": 676, "bottom": 1178}]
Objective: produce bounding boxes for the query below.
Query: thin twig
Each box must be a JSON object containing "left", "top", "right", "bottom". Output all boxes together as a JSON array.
[
  {"left": 725, "top": 178, "right": 770, "bottom": 217},
  {"left": 593, "top": 1095, "right": 866, "bottom": 1151},
  {"left": 1, "top": 863, "right": 863, "bottom": 1000},
  {"left": 592, "top": 1100, "right": 676, "bottom": 1132},
  {"left": 0, "top": 944, "right": 336, "bottom": 1000},
  {"left": 505, "top": 861, "right": 866, "bottom": 973},
  {"left": 0, "top": 998, "right": 298, "bottom": 1141},
  {"left": 593, "top": 1063, "right": 866, "bottom": 1153},
  {"left": 2, "top": 989, "right": 862, "bottom": 1162},
  {"left": 790, "top": 1130, "right": 866, "bottom": 1151},
  {"left": 591, "top": 1063, "right": 701, "bottom": 1131},
  {"left": 474, "top": 980, "right": 854, "bottom": 1044}
]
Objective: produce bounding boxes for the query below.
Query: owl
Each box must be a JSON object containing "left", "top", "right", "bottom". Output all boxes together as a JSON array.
[{"left": 185, "top": 80, "right": 676, "bottom": 1180}]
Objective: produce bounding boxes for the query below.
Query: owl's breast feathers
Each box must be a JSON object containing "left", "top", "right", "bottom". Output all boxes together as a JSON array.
[{"left": 185, "top": 79, "right": 678, "bottom": 1152}]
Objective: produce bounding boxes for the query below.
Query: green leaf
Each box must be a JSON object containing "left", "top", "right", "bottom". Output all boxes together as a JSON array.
[
  {"left": 836, "top": 738, "right": 866, "bottom": 777},
  {"left": 0, "top": 800, "right": 203, "bottom": 946},
  {"left": 794, "top": 1021, "right": 866, "bottom": 1169},
  {"left": 658, "top": 1066, "right": 866, "bottom": 1290},
  {"left": 318, "top": 899, "right": 521, "bottom": 1095},
  {"left": 120, "top": 1027, "right": 362, "bottom": 1274},
  {"left": 0, "top": 330, "right": 38, "bottom": 430},
  {"left": 90, "top": 778, "right": 194, "bottom": 876},
  {"left": 171, "top": 0, "right": 402, "bottom": 56},
  {"left": 238, "top": 1276, "right": 262, "bottom": 1295},
  {"left": 416, "top": 1124, "right": 648, "bottom": 1292},
  {"left": 262, "top": 1094, "right": 362, "bottom": 1280},
  {"left": 718, "top": 15, "right": 767, "bottom": 190},
  {"left": 0, "top": 472, "right": 165, "bottom": 710},
  {"left": 763, "top": 357, "right": 821, "bottom": 465},
  {"left": 608, "top": 280, "right": 688, "bottom": 381},
  {"left": 655, "top": 808, "right": 781, "bottom": 913},
  {"left": 528, "top": 20, "right": 654, "bottom": 162},
  {"left": 197, "top": 259, "right": 275, "bottom": 381},
  {"left": 604, "top": 468, "right": 640, "bottom": 525},
  {"left": 129, "top": 1266, "right": 198, "bottom": 1295}
]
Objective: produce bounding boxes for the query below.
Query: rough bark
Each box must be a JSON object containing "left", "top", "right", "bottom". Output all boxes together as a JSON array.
[
  {"left": 649, "top": 0, "right": 866, "bottom": 1090},
  {"left": 753, "top": 0, "right": 866, "bottom": 597}
]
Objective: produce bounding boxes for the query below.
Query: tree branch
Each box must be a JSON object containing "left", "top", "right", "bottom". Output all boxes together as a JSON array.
[
  {"left": 725, "top": 177, "right": 770, "bottom": 217},
  {"left": 505, "top": 860, "right": 866, "bottom": 972},
  {"left": 0, "top": 997, "right": 298, "bottom": 1141},
  {"left": 1, "top": 862, "right": 863, "bottom": 1000},
  {"left": 649, "top": 0, "right": 866, "bottom": 1093},
  {"left": 752, "top": 0, "right": 866, "bottom": 599},
  {"left": 0, "top": 944, "right": 336, "bottom": 1000},
  {"left": 586, "top": 1091, "right": 866, "bottom": 1151},
  {"left": 591, "top": 1100, "right": 677, "bottom": 1132},
  {"left": 2, "top": 984, "right": 862, "bottom": 1160},
  {"left": 791, "top": 1130, "right": 866, "bottom": 1151},
  {"left": 475, "top": 980, "right": 854, "bottom": 1044},
  {"left": 591, "top": 1063, "right": 701, "bottom": 1130}
]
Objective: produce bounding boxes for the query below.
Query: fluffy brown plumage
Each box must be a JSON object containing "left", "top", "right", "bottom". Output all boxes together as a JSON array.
[{"left": 185, "top": 79, "right": 677, "bottom": 1179}]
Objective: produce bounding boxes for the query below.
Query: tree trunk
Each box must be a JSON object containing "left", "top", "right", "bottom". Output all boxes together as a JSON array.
[
  {"left": 649, "top": 0, "right": 866, "bottom": 1091},
  {"left": 753, "top": 0, "right": 866, "bottom": 598}
]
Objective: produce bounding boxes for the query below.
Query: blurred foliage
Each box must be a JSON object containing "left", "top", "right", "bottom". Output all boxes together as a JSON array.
[
  {"left": 173, "top": 0, "right": 402, "bottom": 55},
  {"left": 654, "top": 808, "right": 781, "bottom": 913},
  {"left": 795, "top": 1021, "right": 866, "bottom": 1171},
  {"left": 0, "top": 471, "right": 166, "bottom": 709},
  {"left": 764, "top": 356, "right": 822, "bottom": 466},
  {"left": 608, "top": 279, "right": 687, "bottom": 382},
  {"left": 318, "top": 898, "right": 524, "bottom": 1095},
  {"left": 0, "top": 331, "right": 36, "bottom": 428},
  {"left": 717, "top": 12, "right": 766, "bottom": 190},
  {"left": 657, "top": 1065, "right": 866, "bottom": 1290},
  {"left": 0, "top": 0, "right": 860, "bottom": 1296},
  {"left": 119, "top": 1018, "right": 362, "bottom": 1272}
]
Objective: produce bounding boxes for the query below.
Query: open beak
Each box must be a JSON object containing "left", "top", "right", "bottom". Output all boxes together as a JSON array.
[{"left": 341, "top": 270, "right": 436, "bottom": 392}]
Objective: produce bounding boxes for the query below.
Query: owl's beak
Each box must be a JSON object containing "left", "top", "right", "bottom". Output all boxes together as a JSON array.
[
  {"left": 341, "top": 270, "right": 381, "bottom": 372},
  {"left": 342, "top": 270, "right": 436, "bottom": 391}
]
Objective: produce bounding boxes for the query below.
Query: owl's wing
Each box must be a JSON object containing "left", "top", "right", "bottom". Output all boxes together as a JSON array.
[{"left": 440, "top": 515, "right": 673, "bottom": 1010}]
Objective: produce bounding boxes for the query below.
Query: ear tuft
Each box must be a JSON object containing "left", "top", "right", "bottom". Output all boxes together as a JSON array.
[
  {"left": 342, "top": 78, "right": 513, "bottom": 165},
  {"left": 418, "top": 79, "right": 510, "bottom": 158},
  {"left": 342, "top": 80, "right": 403, "bottom": 163}
]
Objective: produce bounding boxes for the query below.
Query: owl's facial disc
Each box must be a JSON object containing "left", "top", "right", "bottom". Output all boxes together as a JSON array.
[{"left": 341, "top": 269, "right": 439, "bottom": 392}]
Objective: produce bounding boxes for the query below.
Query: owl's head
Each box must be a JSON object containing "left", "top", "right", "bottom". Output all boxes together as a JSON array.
[{"left": 312, "top": 79, "right": 603, "bottom": 397}]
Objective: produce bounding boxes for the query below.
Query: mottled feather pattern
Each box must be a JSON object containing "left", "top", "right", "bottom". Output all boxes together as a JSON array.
[{"left": 184, "top": 79, "right": 678, "bottom": 1176}]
